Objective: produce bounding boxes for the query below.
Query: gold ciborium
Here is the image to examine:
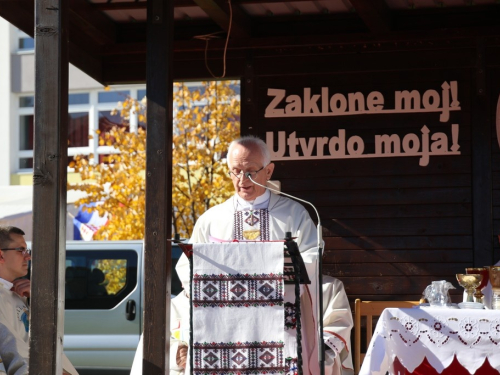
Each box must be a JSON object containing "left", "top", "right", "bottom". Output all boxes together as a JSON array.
[
  {"left": 466, "top": 267, "right": 489, "bottom": 303},
  {"left": 489, "top": 266, "right": 500, "bottom": 310},
  {"left": 456, "top": 274, "right": 483, "bottom": 303}
]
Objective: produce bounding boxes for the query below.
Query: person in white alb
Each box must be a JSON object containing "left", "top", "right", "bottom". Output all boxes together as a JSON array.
[
  {"left": 175, "top": 135, "right": 318, "bottom": 289},
  {"left": 321, "top": 275, "right": 354, "bottom": 375},
  {"left": 174, "top": 136, "right": 320, "bottom": 373},
  {"left": 131, "top": 136, "right": 354, "bottom": 374},
  {"left": 0, "top": 226, "right": 78, "bottom": 375}
]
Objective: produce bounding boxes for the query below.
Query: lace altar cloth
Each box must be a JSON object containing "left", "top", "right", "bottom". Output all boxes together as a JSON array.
[{"left": 360, "top": 307, "right": 500, "bottom": 375}]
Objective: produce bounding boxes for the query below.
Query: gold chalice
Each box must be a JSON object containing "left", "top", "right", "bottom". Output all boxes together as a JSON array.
[
  {"left": 466, "top": 267, "right": 489, "bottom": 303},
  {"left": 457, "top": 274, "right": 483, "bottom": 303}
]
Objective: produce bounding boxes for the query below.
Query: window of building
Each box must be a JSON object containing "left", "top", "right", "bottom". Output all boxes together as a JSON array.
[
  {"left": 19, "top": 158, "right": 33, "bottom": 169},
  {"left": 16, "top": 87, "right": 145, "bottom": 171},
  {"left": 99, "top": 110, "right": 126, "bottom": 133},
  {"left": 68, "top": 112, "right": 90, "bottom": 148},
  {"left": 17, "top": 29, "right": 34, "bottom": 52},
  {"left": 98, "top": 90, "right": 130, "bottom": 103},
  {"left": 137, "top": 89, "right": 146, "bottom": 100},
  {"left": 14, "top": 82, "right": 240, "bottom": 173},
  {"left": 19, "top": 115, "right": 33, "bottom": 150},
  {"left": 18, "top": 37, "right": 34, "bottom": 51},
  {"left": 19, "top": 96, "right": 34, "bottom": 108},
  {"left": 69, "top": 93, "right": 90, "bottom": 105}
]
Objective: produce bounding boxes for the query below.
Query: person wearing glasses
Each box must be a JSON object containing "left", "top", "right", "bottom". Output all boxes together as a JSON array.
[
  {"left": 178, "top": 135, "right": 318, "bottom": 258},
  {"left": 0, "top": 226, "right": 31, "bottom": 375},
  {"left": 0, "top": 226, "right": 78, "bottom": 375},
  {"left": 0, "top": 227, "right": 31, "bottom": 375},
  {"left": 171, "top": 136, "right": 324, "bottom": 374},
  {"left": 131, "top": 136, "right": 322, "bottom": 374}
]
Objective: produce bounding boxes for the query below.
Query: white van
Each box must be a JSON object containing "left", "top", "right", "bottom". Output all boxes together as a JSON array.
[{"left": 61, "top": 240, "right": 182, "bottom": 375}]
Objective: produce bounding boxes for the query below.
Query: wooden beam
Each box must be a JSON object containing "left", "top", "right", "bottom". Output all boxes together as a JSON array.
[
  {"left": 143, "top": 0, "right": 174, "bottom": 374},
  {"left": 69, "top": 0, "right": 117, "bottom": 45},
  {"left": 0, "top": 0, "right": 116, "bottom": 45},
  {"left": 91, "top": 0, "right": 324, "bottom": 11},
  {"left": 349, "top": 0, "right": 391, "bottom": 33},
  {"left": 472, "top": 39, "right": 494, "bottom": 267},
  {"left": 30, "top": 0, "right": 69, "bottom": 374},
  {"left": 67, "top": 24, "right": 104, "bottom": 82},
  {"left": 0, "top": 0, "right": 34, "bottom": 36},
  {"left": 192, "top": 0, "right": 251, "bottom": 38},
  {"left": 102, "top": 54, "right": 246, "bottom": 83},
  {"left": 92, "top": 0, "right": 192, "bottom": 11},
  {"left": 68, "top": 40, "right": 103, "bottom": 83},
  {"left": 97, "top": 23, "right": 500, "bottom": 58}
]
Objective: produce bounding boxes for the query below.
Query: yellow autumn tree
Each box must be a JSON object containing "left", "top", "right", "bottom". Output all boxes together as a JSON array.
[{"left": 69, "top": 80, "right": 240, "bottom": 240}]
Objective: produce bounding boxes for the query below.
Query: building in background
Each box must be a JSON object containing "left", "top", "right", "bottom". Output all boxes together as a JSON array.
[
  {"left": 0, "top": 17, "right": 146, "bottom": 239},
  {"left": 0, "top": 17, "right": 241, "bottom": 240},
  {"left": 0, "top": 16, "right": 147, "bottom": 188}
]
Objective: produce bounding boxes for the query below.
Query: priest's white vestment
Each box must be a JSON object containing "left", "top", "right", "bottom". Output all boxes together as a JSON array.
[
  {"left": 175, "top": 192, "right": 319, "bottom": 288},
  {"left": 173, "top": 192, "right": 353, "bottom": 375}
]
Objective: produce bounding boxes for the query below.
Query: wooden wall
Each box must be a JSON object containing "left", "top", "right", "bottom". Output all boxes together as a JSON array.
[{"left": 241, "top": 42, "right": 500, "bottom": 303}]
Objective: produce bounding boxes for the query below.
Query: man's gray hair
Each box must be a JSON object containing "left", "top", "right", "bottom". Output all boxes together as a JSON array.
[
  {"left": 227, "top": 136, "right": 271, "bottom": 166},
  {"left": 0, "top": 226, "right": 25, "bottom": 249}
]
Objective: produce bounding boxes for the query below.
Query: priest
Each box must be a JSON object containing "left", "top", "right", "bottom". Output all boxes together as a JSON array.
[
  {"left": 175, "top": 135, "right": 319, "bottom": 287},
  {"left": 173, "top": 136, "right": 353, "bottom": 375},
  {"left": 131, "top": 136, "right": 353, "bottom": 374}
]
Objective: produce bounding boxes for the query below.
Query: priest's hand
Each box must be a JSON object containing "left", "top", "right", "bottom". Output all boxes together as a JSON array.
[
  {"left": 177, "top": 344, "right": 188, "bottom": 368},
  {"left": 12, "top": 278, "right": 31, "bottom": 298}
]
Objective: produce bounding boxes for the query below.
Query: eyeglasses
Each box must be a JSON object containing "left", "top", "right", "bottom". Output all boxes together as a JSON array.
[
  {"left": 1, "top": 247, "right": 31, "bottom": 257},
  {"left": 229, "top": 166, "right": 265, "bottom": 180}
]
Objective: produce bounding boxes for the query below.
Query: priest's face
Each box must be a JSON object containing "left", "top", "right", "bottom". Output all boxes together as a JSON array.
[{"left": 228, "top": 143, "right": 275, "bottom": 201}]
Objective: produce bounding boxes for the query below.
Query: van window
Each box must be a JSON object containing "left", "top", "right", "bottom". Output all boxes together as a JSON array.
[{"left": 65, "top": 250, "right": 137, "bottom": 310}]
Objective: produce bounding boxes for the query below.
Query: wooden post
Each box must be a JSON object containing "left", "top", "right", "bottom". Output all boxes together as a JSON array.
[
  {"left": 472, "top": 39, "right": 494, "bottom": 267},
  {"left": 30, "top": 0, "right": 69, "bottom": 374},
  {"left": 143, "top": 0, "right": 174, "bottom": 373}
]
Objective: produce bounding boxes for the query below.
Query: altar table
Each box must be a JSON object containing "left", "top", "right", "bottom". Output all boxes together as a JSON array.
[{"left": 359, "top": 307, "right": 500, "bottom": 375}]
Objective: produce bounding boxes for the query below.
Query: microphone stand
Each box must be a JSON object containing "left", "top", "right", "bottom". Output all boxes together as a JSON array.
[{"left": 247, "top": 174, "right": 325, "bottom": 375}]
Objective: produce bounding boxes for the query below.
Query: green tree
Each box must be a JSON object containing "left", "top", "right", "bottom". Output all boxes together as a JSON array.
[{"left": 69, "top": 81, "right": 240, "bottom": 240}]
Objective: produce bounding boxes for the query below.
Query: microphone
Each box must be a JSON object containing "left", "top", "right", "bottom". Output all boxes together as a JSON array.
[
  {"left": 245, "top": 173, "right": 323, "bottom": 248},
  {"left": 246, "top": 173, "right": 326, "bottom": 375}
]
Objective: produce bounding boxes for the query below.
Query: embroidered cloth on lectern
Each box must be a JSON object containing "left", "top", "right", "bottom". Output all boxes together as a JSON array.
[
  {"left": 232, "top": 208, "right": 301, "bottom": 374},
  {"left": 192, "top": 242, "right": 285, "bottom": 375}
]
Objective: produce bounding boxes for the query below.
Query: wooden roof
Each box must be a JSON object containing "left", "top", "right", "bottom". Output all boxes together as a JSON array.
[{"left": 2, "top": 0, "right": 500, "bottom": 83}]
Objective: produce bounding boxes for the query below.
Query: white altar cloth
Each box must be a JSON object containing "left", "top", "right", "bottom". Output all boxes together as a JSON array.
[{"left": 360, "top": 307, "right": 500, "bottom": 375}]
